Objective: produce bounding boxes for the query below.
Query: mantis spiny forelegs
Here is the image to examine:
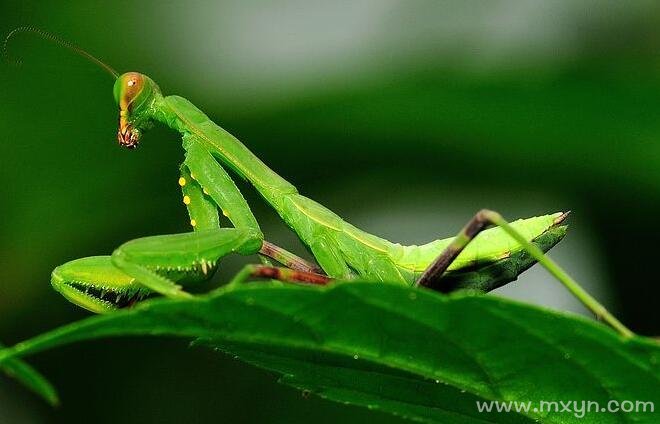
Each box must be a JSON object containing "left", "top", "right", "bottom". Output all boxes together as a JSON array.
[
  {"left": 108, "top": 138, "right": 264, "bottom": 298},
  {"left": 113, "top": 136, "right": 332, "bottom": 300}
]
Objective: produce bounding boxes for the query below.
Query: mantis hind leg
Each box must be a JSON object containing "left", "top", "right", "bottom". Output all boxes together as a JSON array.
[{"left": 416, "top": 209, "right": 633, "bottom": 337}]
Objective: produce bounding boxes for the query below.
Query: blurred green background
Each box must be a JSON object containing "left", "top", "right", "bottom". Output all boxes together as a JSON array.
[{"left": 1, "top": 1, "right": 659, "bottom": 422}]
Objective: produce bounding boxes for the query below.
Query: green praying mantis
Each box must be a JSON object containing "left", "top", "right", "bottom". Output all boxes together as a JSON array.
[{"left": 2, "top": 28, "right": 632, "bottom": 339}]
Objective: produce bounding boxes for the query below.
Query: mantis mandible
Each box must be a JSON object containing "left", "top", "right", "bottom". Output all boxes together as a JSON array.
[{"left": 3, "top": 27, "right": 632, "bottom": 338}]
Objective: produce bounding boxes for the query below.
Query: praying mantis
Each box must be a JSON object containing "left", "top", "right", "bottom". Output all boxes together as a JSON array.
[{"left": 2, "top": 27, "right": 632, "bottom": 342}]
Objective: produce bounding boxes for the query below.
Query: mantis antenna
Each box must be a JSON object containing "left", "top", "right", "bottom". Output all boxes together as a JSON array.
[{"left": 2, "top": 26, "right": 118, "bottom": 79}]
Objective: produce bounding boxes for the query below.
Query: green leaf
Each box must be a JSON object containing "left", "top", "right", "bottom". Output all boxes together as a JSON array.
[
  {"left": 1, "top": 282, "right": 658, "bottom": 423},
  {"left": 0, "top": 342, "right": 59, "bottom": 406}
]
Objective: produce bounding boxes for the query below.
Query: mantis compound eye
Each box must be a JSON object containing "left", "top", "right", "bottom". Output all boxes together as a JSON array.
[{"left": 115, "top": 72, "right": 145, "bottom": 106}]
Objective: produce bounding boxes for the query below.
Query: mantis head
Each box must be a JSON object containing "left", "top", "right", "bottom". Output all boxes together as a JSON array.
[
  {"left": 113, "top": 72, "right": 161, "bottom": 148},
  {"left": 3, "top": 28, "right": 163, "bottom": 149}
]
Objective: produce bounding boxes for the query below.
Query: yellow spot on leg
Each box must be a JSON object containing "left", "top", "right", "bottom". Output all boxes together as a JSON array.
[
  {"left": 183, "top": 195, "right": 191, "bottom": 205},
  {"left": 190, "top": 219, "right": 197, "bottom": 227},
  {"left": 178, "top": 177, "right": 186, "bottom": 187},
  {"left": 222, "top": 210, "right": 229, "bottom": 217},
  {"left": 203, "top": 187, "right": 209, "bottom": 195},
  {"left": 190, "top": 173, "right": 196, "bottom": 180}
]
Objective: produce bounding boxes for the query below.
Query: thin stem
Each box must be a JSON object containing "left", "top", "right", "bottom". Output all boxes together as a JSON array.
[{"left": 487, "top": 211, "right": 634, "bottom": 338}]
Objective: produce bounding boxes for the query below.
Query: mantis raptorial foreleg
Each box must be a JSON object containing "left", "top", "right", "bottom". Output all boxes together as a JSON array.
[
  {"left": 50, "top": 139, "right": 326, "bottom": 311},
  {"left": 52, "top": 137, "right": 324, "bottom": 309},
  {"left": 111, "top": 227, "right": 262, "bottom": 298},
  {"left": 184, "top": 138, "right": 323, "bottom": 274},
  {"left": 183, "top": 137, "right": 261, "bottom": 233},
  {"left": 417, "top": 209, "right": 633, "bottom": 338},
  {"left": 184, "top": 139, "right": 337, "bottom": 275},
  {"left": 179, "top": 165, "right": 220, "bottom": 231},
  {"left": 108, "top": 139, "right": 266, "bottom": 299}
]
